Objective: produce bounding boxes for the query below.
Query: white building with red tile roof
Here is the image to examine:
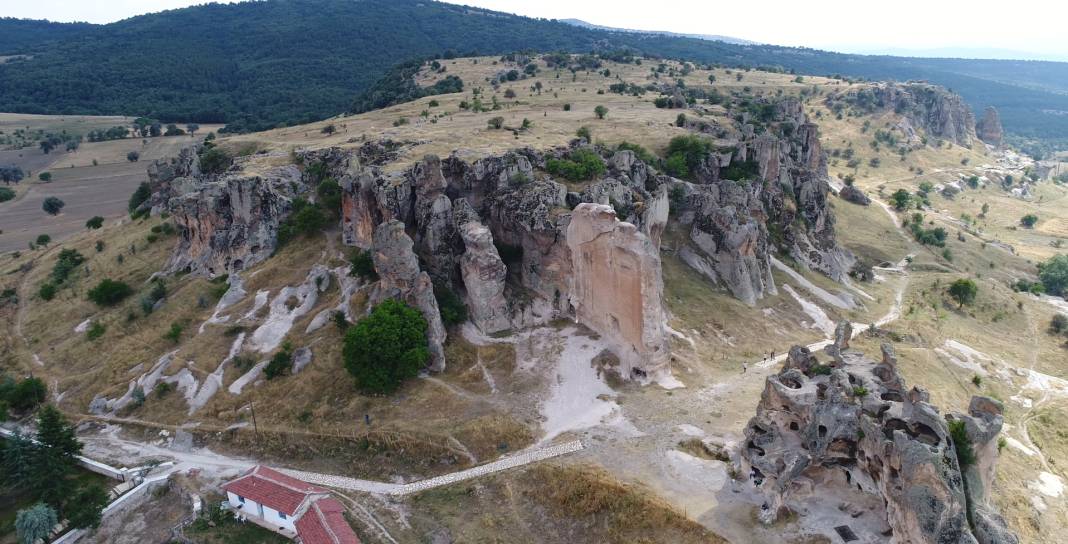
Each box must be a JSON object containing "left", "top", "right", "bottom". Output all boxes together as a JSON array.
[{"left": 222, "top": 465, "right": 361, "bottom": 544}]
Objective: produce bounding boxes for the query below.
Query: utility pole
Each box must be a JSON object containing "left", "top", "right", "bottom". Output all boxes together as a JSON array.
[{"left": 247, "top": 400, "right": 259, "bottom": 435}]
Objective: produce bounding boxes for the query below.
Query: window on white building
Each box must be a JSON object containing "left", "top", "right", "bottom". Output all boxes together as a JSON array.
[
  {"left": 238, "top": 495, "right": 245, "bottom": 504},
  {"left": 279, "top": 512, "right": 287, "bottom": 520}
]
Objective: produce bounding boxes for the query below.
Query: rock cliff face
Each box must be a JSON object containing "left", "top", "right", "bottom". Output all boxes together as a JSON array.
[
  {"left": 369, "top": 220, "right": 447, "bottom": 372},
  {"left": 149, "top": 115, "right": 849, "bottom": 373},
  {"left": 674, "top": 98, "right": 854, "bottom": 304},
  {"left": 975, "top": 106, "right": 1004, "bottom": 148},
  {"left": 739, "top": 324, "right": 1017, "bottom": 544},
  {"left": 567, "top": 203, "right": 670, "bottom": 376},
  {"left": 829, "top": 83, "right": 977, "bottom": 147}
]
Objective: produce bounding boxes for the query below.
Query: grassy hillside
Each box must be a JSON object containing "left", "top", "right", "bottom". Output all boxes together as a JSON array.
[
  {"left": 1, "top": 0, "right": 1068, "bottom": 142},
  {"left": 2, "top": 55, "right": 1066, "bottom": 543}
]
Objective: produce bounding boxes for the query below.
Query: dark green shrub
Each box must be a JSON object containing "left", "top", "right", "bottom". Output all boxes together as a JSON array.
[
  {"left": 86, "top": 216, "right": 104, "bottom": 230},
  {"left": 163, "top": 322, "right": 183, "bottom": 343},
  {"left": 349, "top": 250, "right": 378, "bottom": 280},
  {"left": 42, "top": 197, "right": 65, "bottom": 215},
  {"left": 128, "top": 182, "right": 151, "bottom": 215},
  {"left": 434, "top": 283, "right": 468, "bottom": 327},
  {"left": 198, "top": 147, "right": 232, "bottom": 174},
  {"left": 51, "top": 249, "right": 85, "bottom": 284},
  {"left": 87, "top": 279, "right": 133, "bottom": 306},
  {"left": 948, "top": 419, "right": 975, "bottom": 467},
  {"left": 38, "top": 282, "right": 57, "bottom": 301},
  {"left": 86, "top": 322, "right": 106, "bottom": 341},
  {"left": 264, "top": 343, "right": 292, "bottom": 379},
  {"left": 546, "top": 149, "right": 605, "bottom": 182}
]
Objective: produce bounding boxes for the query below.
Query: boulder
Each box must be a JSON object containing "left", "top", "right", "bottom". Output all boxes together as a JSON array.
[{"left": 839, "top": 184, "right": 871, "bottom": 206}]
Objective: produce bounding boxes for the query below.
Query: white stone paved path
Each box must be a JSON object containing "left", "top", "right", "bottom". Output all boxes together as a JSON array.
[{"left": 278, "top": 440, "right": 585, "bottom": 496}]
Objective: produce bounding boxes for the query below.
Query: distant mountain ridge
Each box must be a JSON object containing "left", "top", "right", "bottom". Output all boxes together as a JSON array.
[
  {"left": 560, "top": 18, "right": 754, "bottom": 45},
  {"left": 0, "top": 0, "right": 1066, "bottom": 143}
]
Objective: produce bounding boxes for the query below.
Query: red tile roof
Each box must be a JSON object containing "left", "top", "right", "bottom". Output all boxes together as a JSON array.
[
  {"left": 223, "top": 466, "right": 328, "bottom": 516},
  {"left": 294, "top": 498, "right": 361, "bottom": 544}
]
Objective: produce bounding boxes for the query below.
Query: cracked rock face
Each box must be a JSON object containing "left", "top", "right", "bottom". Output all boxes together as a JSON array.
[
  {"left": 739, "top": 326, "right": 1017, "bottom": 544},
  {"left": 370, "top": 220, "right": 447, "bottom": 372},
  {"left": 455, "top": 200, "right": 511, "bottom": 335},
  {"left": 566, "top": 203, "right": 670, "bottom": 377},
  {"left": 975, "top": 106, "right": 1003, "bottom": 148},
  {"left": 165, "top": 168, "right": 301, "bottom": 276},
  {"left": 829, "top": 82, "right": 977, "bottom": 147}
]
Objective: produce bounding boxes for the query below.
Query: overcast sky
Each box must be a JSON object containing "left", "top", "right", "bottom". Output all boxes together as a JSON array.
[{"left": 6, "top": 0, "right": 1068, "bottom": 61}]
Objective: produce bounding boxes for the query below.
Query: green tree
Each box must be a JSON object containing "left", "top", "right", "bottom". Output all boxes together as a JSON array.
[
  {"left": 0, "top": 186, "right": 14, "bottom": 202},
  {"left": 948, "top": 278, "right": 978, "bottom": 309},
  {"left": 86, "top": 216, "right": 104, "bottom": 229},
  {"left": 890, "top": 189, "right": 911, "bottom": 210},
  {"left": 198, "top": 147, "right": 232, "bottom": 174},
  {"left": 343, "top": 300, "right": 429, "bottom": 394},
  {"left": 34, "top": 234, "right": 51, "bottom": 247},
  {"left": 42, "top": 196, "right": 65, "bottom": 215},
  {"left": 126, "top": 150, "right": 140, "bottom": 162},
  {"left": 0, "top": 430, "right": 37, "bottom": 488},
  {"left": 594, "top": 105, "right": 608, "bottom": 119},
  {"left": 1038, "top": 254, "right": 1068, "bottom": 296},
  {"left": 128, "top": 182, "right": 151, "bottom": 215},
  {"left": 33, "top": 405, "right": 82, "bottom": 507},
  {"left": 575, "top": 126, "right": 591, "bottom": 141},
  {"left": 38, "top": 172, "right": 51, "bottom": 182},
  {"left": 15, "top": 503, "right": 57, "bottom": 544},
  {"left": 66, "top": 485, "right": 109, "bottom": 529},
  {"left": 8, "top": 377, "right": 47, "bottom": 411},
  {"left": 1020, "top": 214, "right": 1039, "bottom": 228},
  {"left": 87, "top": 279, "right": 134, "bottom": 306}
]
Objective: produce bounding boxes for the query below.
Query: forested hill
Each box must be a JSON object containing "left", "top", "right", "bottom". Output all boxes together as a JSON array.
[{"left": 2, "top": 0, "right": 1067, "bottom": 142}]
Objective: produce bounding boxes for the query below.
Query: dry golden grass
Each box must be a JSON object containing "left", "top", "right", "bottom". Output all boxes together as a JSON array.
[{"left": 408, "top": 463, "right": 727, "bottom": 544}]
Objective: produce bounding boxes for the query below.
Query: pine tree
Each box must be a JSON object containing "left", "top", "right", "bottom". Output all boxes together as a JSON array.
[
  {"left": 15, "top": 503, "right": 57, "bottom": 544},
  {"left": 33, "top": 405, "right": 82, "bottom": 508}
]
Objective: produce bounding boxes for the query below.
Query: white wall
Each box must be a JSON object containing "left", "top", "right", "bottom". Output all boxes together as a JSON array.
[{"left": 226, "top": 491, "right": 297, "bottom": 532}]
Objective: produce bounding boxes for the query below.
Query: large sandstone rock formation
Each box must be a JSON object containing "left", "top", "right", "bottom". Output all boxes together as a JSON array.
[
  {"left": 673, "top": 98, "right": 854, "bottom": 304},
  {"left": 975, "top": 106, "right": 1003, "bottom": 148},
  {"left": 165, "top": 167, "right": 302, "bottom": 276},
  {"left": 369, "top": 220, "right": 447, "bottom": 372},
  {"left": 829, "top": 83, "right": 977, "bottom": 147},
  {"left": 739, "top": 324, "right": 1017, "bottom": 544},
  {"left": 567, "top": 203, "right": 670, "bottom": 376}
]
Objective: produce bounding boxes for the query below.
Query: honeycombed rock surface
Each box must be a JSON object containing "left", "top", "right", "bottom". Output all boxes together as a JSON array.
[{"left": 739, "top": 322, "right": 1018, "bottom": 544}]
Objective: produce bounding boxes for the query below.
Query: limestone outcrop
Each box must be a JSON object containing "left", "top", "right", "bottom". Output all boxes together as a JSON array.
[
  {"left": 455, "top": 200, "right": 511, "bottom": 334},
  {"left": 739, "top": 324, "right": 1017, "bottom": 544},
  {"left": 369, "top": 220, "right": 447, "bottom": 372},
  {"left": 165, "top": 168, "right": 302, "bottom": 276},
  {"left": 975, "top": 106, "right": 1003, "bottom": 148},
  {"left": 827, "top": 82, "right": 977, "bottom": 147},
  {"left": 839, "top": 184, "right": 871, "bottom": 206},
  {"left": 566, "top": 203, "right": 670, "bottom": 377},
  {"left": 672, "top": 98, "right": 854, "bottom": 303}
]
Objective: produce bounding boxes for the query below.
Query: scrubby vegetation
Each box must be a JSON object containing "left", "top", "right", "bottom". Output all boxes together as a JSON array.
[
  {"left": 87, "top": 279, "right": 134, "bottom": 307},
  {"left": 546, "top": 148, "right": 605, "bottom": 182}
]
